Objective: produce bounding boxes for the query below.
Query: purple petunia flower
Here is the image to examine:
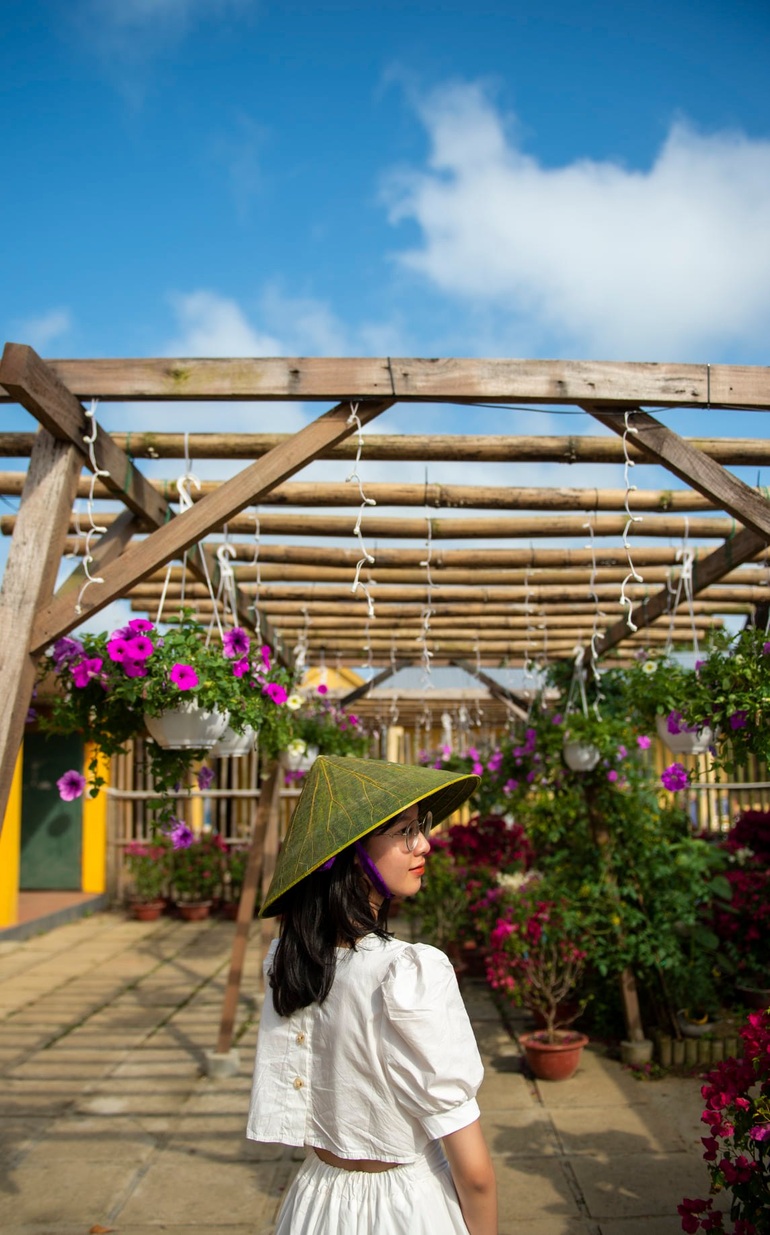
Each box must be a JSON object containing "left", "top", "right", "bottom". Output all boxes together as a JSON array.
[
  {"left": 232, "top": 657, "right": 250, "bottom": 678},
  {"left": 552, "top": 713, "right": 563, "bottom": 725},
  {"left": 729, "top": 710, "right": 748, "bottom": 730},
  {"left": 503, "top": 778, "right": 519, "bottom": 794},
  {"left": 317, "top": 684, "right": 328, "bottom": 695},
  {"left": 260, "top": 645, "right": 272, "bottom": 672},
  {"left": 223, "top": 627, "right": 250, "bottom": 659},
  {"left": 617, "top": 745, "right": 628, "bottom": 759},
  {"left": 52, "top": 637, "right": 84, "bottom": 669},
  {"left": 57, "top": 770, "right": 87, "bottom": 801},
  {"left": 472, "top": 761, "right": 484, "bottom": 776},
  {"left": 106, "top": 637, "right": 132, "bottom": 663},
  {"left": 167, "top": 819, "right": 194, "bottom": 849},
  {"left": 637, "top": 734, "right": 651, "bottom": 749},
  {"left": 607, "top": 769, "right": 619, "bottom": 782},
  {"left": 26, "top": 707, "right": 37, "bottom": 724},
  {"left": 661, "top": 762, "right": 689, "bottom": 792},
  {"left": 170, "top": 663, "right": 199, "bottom": 691},
  {"left": 763, "top": 642, "right": 770, "bottom": 655},
  {"left": 264, "top": 682, "right": 288, "bottom": 705},
  {"left": 123, "top": 659, "right": 149, "bottom": 679},
  {"left": 197, "top": 766, "right": 215, "bottom": 791},
  {"left": 125, "top": 635, "right": 154, "bottom": 661}
]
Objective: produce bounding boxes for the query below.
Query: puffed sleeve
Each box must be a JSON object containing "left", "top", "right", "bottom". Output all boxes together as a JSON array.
[{"left": 380, "top": 943, "right": 484, "bottom": 1140}]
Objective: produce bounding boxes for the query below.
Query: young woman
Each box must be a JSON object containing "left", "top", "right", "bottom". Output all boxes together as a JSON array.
[{"left": 247, "top": 755, "right": 497, "bottom": 1235}]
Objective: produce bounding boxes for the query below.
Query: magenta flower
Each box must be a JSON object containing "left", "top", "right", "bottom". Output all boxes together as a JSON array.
[
  {"left": 729, "top": 710, "right": 748, "bottom": 730},
  {"left": 503, "top": 778, "right": 519, "bottom": 794},
  {"left": 472, "top": 761, "right": 484, "bottom": 776},
  {"left": 232, "top": 657, "right": 250, "bottom": 678},
  {"left": 666, "top": 710, "right": 685, "bottom": 735},
  {"left": 223, "top": 627, "right": 250, "bottom": 658},
  {"left": 169, "top": 663, "right": 199, "bottom": 691},
  {"left": 317, "top": 684, "right": 328, "bottom": 695},
  {"left": 637, "top": 734, "right": 651, "bottom": 749},
  {"left": 106, "top": 637, "right": 131, "bottom": 663},
  {"left": 607, "top": 769, "right": 619, "bottom": 782},
  {"left": 552, "top": 713, "right": 563, "bottom": 725},
  {"left": 128, "top": 618, "right": 154, "bottom": 633},
  {"left": 167, "top": 819, "right": 194, "bottom": 849},
  {"left": 264, "top": 682, "right": 288, "bottom": 705},
  {"left": 197, "top": 766, "right": 215, "bottom": 791},
  {"left": 125, "top": 635, "right": 154, "bottom": 661},
  {"left": 71, "top": 657, "right": 103, "bottom": 688},
  {"left": 347, "top": 713, "right": 359, "bottom": 726},
  {"left": 260, "top": 645, "right": 272, "bottom": 671},
  {"left": 661, "top": 762, "right": 689, "bottom": 792},
  {"left": 57, "top": 770, "right": 87, "bottom": 801},
  {"left": 616, "top": 745, "right": 628, "bottom": 759},
  {"left": 748, "top": 1124, "right": 770, "bottom": 1142},
  {"left": 763, "top": 641, "right": 770, "bottom": 655},
  {"left": 123, "top": 659, "right": 149, "bottom": 679},
  {"left": 467, "top": 746, "right": 480, "bottom": 762}
]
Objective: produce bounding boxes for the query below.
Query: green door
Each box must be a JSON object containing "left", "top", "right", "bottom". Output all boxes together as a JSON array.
[{"left": 20, "top": 732, "right": 84, "bottom": 890}]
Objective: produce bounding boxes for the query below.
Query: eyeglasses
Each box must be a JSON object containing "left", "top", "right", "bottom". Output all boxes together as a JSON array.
[{"left": 389, "top": 811, "right": 433, "bottom": 852}]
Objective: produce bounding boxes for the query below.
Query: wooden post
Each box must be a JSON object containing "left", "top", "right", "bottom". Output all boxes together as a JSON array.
[
  {"left": 215, "top": 761, "right": 281, "bottom": 1056},
  {"left": 0, "top": 430, "right": 82, "bottom": 834}
]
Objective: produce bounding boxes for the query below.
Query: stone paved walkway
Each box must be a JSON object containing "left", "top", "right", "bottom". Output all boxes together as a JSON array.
[{"left": 0, "top": 912, "right": 718, "bottom": 1234}]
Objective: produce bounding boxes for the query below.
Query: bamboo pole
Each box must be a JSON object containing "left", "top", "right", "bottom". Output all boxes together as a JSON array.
[
  {"left": 0, "top": 470, "right": 723, "bottom": 513},
  {"left": 5, "top": 511, "right": 744, "bottom": 540}
]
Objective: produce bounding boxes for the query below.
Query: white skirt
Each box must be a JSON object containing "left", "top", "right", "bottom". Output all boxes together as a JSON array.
[{"left": 274, "top": 1140, "right": 469, "bottom": 1235}]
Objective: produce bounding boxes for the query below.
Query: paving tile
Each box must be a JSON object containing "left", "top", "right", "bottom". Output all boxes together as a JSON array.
[
  {"left": 482, "top": 1107, "right": 561, "bottom": 1157},
  {"left": 549, "top": 1103, "right": 690, "bottom": 1154},
  {"left": 571, "top": 1152, "right": 713, "bottom": 1218},
  {"left": 0, "top": 1158, "right": 139, "bottom": 1224},
  {"left": 496, "top": 1156, "right": 583, "bottom": 1221},
  {"left": 116, "top": 1152, "right": 289, "bottom": 1225},
  {"left": 18, "top": 1113, "right": 157, "bottom": 1163}
]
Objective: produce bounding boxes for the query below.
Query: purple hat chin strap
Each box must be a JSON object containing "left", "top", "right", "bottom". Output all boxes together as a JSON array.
[{"left": 354, "top": 841, "right": 393, "bottom": 899}]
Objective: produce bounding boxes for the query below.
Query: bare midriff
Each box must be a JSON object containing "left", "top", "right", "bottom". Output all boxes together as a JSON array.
[{"left": 313, "top": 1147, "right": 400, "bottom": 1173}]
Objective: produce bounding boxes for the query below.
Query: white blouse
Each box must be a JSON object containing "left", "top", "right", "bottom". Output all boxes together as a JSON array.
[{"left": 246, "top": 934, "right": 483, "bottom": 1163}]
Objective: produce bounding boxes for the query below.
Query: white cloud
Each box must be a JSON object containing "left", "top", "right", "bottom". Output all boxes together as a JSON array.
[
  {"left": 165, "top": 290, "right": 283, "bottom": 357},
  {"left": 15, "top": 308, "right": 72, "bottom": 352},
  {"left": 385, "top": 83, "right": 770, "bottom": 360}
]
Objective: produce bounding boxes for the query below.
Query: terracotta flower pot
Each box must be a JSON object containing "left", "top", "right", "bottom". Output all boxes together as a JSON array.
[
  {"left": 129, "top": 899, "right": 165, "bottom": 922},
  {"left": 176, "top": 900, "right": 213, "bottom": 921},
  {"left": 519, "top": 1030, "right": 589, "bottom": 1081}
]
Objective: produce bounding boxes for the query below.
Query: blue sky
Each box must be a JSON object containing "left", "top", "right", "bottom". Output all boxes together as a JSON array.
[{"left": 2, "top": 0, "right": 770, "bottom": 640}]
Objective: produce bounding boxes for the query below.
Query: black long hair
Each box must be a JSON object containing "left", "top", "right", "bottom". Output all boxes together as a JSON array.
[{"left": 269, "top": 840, "right": 391, "bottom": 1017}]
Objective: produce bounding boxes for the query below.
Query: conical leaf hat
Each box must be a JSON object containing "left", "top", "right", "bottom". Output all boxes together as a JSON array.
[{"left": 260, "top": 755, "right": 480, "bottom": 917}]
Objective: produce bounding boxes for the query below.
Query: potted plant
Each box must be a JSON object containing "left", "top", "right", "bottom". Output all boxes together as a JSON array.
[
  {"left": 124, "top": 838, "right": 172, "bottom": 919},
  {"left": 618, "top": 652, "right": 713, "bottom": 755},
  {"left": 40, "top": 612, "right": 295, "bottom": 827},
  {"left": 220, "top": 843, "right": 251, "bottom": 917},
  {"left": 290, "top": 691, "right": 370, "bottom": 759},
  {"left": 486, "top": 881, "right": 590, "bottom": 1081},
  {"left": 170, "top": 830, "right": 227, "bottom": 918},
  {"left": 711, "top": 809, "right": 770, "bottom": 1009}
]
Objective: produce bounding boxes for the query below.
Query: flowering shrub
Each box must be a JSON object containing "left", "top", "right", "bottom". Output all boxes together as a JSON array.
[
  {"left": 678, "top": 1009, "right": 770, "bottom": 1234},
  {"left": 486, "top": 883, "right": 588, "bottom": 1042},
  {"left": 710, "top": 811, "right": 770, "bottom": 990},
  {"left": 687, "top": 628, "right": 770, "bottom": 770},
  {"left": 125, "top": 838, "right": 172, "bottom": 902},
  {"left": 443, "top": 814, "right": 533, "bottom": 872},
  {"left": 170, "top": 832, "right": 227, "bottom": 903}
]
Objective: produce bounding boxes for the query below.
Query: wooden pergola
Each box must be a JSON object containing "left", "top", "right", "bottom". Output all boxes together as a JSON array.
[{"left": 3, "top": 345, "right": 770, "bottom": 827}]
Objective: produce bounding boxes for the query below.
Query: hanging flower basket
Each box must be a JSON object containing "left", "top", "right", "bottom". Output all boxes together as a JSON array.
[
  {"left": 210, "top": 724, "right": 258, "bottom": 758},
  {"left": 655, "top": 714, "right": 713, "bottom": 756},
  {"left": 562, "top": 738, "right": 601, "bottom": 772},
  {"left": 283, "top": 739, "right": 319, "bottom": 771},
  {"left": 145, "top": 700, "right": 231, "bottom": 750}
]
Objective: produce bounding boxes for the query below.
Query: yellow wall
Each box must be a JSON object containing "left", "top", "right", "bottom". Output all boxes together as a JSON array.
[
  {"left": 0, "top": 748, "right": 22, "bottom": 927},
  {"left": 81, "top": 744, "right": 109, "bottom": 894}
]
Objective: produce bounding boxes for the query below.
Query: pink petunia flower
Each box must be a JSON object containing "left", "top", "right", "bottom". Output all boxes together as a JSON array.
[
  {"left": 637, "top": 734, "right": 651, "bottom": 749},
  {"left": 57, "top": 770, "right": 86, "bottom": 801},
  {"left": 71, "top": 657, "right": 103, "bottom": 688},
  {"left": 232, "top": 657, "right": 250, "bottom": 678},
  {"left": 123, "top": 659, "right": 149, "bottom": 679},
  {"left": 260, "top": 645, "right": 272, "bottom": 671},
  {"left": 317, "top": 684, "right": 328, "bottom": 695},
  {"left": 607, "top": 769, "right": 619, "bottom": 782},
  {"left": 125, "top": 635, "right": 154, "bottom": 661},
  {"left": 169, "top": 663, "right": 199, "bottom": 691},
  {"left": 264, "top": 682, "right": 288, "bottom": 705},
  {"left": 128, "top": 618, "right": 154, "bottom": 634},
  {"left": 106, "top": 637, "right": 131, "bottom": 663}
]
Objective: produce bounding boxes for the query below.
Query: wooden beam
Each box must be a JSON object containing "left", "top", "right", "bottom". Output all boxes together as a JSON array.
[
  {"left": 586, "top": 406, "right": 770, "bottom": 541},
  {"left": 4, "top": 356, "right": 769, "bottom": 407},
  {"left": 449, "top": 660, "right": 530, "bottom": 720},
  {"left": 28, "top": 397, "right": 393, "bottom": 646},
  {"left": 0, "top": 431, "right": 82, "bottom": 832}
]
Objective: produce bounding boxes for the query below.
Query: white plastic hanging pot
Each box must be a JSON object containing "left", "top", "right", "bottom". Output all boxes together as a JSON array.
[
  {"left": 210, "top": 725, "right": 258, "bottom": 758},
  {"left": 282, "top": 742, "right": 320, "bottom": 772},
  {"left": 655, "top": 714, "right": 713, "bottom": 756},
  {"left": 144, "top": 701, "right": 231, "bottom": 750},
  {"left": 563, "top": 738, "right": 601, "bottom": 772}
]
